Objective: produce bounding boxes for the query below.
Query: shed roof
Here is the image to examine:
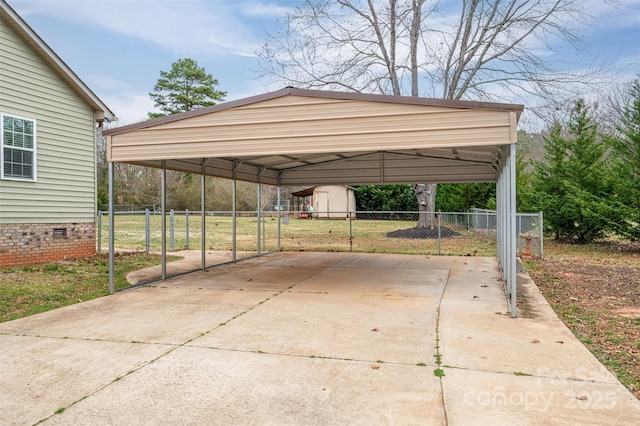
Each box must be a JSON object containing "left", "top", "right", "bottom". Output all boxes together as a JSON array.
[
  {"left": 291, "top": 186, "right": 355, "bottom": 198},
  {"left": 290, "top": 187, "right": 316, "bottom": 198},
  {"left": 0, "top": 0, "right": 115, "bottom": 123},
  {"left": 104, "top": 87, "right": 523, "bottom": 186}
]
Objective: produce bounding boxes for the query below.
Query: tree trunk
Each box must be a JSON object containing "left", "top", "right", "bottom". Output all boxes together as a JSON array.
[{"left": 414, "top": 183, "right": 437, "bottom": 228}]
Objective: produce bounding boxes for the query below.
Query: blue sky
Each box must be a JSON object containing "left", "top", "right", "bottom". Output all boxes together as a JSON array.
[{"left": 7, "top": 0, "right": 640, "bottom": 126}]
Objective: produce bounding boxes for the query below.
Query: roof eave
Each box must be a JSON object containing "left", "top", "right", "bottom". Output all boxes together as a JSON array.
[
  {"left": 103, "top": 87, "right": 524, "bottom": 136},
  {"left": 103, "top": 88, "right": 294, "bottom": 135},
  {"left": 287, "top": 87, "right": 524, "bottom": 114}
]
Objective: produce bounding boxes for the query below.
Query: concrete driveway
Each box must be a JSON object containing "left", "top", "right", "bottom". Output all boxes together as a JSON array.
[{"left": 1, "top": 252, "right": 639, "bottom": 425}]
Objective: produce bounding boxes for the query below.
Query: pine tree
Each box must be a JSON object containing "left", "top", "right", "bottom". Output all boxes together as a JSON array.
[
  {"left": 514, "top": 130, "right": 535, "bottom": 212},
  {"left": 148, "top": 58, "right": 226, "bottom": 119},
  {"left": 532, "top": 122, "right": 573, "bottom": 240},
  {"left": 532, "top": 100, "right": 609, "bottom": 243},
  {"left": 608, "top": 79, "right": 640, "bottom": 240},
  {"left": 435, "top": 183, "right": 496, "bottom": 212}
]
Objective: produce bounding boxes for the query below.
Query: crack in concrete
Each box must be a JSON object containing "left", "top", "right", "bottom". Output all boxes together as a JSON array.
[
  {"left": 435, "top": 270, "right": 451, "bottom": 426},
  {"left": 180, "top": 343, "right": 440, "bottom": 367}
]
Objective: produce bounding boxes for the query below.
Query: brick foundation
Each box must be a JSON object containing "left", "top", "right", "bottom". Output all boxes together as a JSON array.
[{"left": 0, "top": 222, "right": 95, "bottom": 267}]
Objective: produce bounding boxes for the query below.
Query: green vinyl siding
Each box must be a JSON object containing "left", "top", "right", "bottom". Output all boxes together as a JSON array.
[{"left": 0, "top": 15, "right": 96, "bottom": 224}]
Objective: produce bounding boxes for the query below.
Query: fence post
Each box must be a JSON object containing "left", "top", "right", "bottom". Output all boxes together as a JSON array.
[
  {"left": 170, "top": 209, "right": 175, "bottom": 252},
  {"left": 516, "top": 213, "right": 522, "bottom": 235},
  {"left": 486, "top": 211, "right": 489, "bottom": 234},
  {"left": 349, "top": 212, "right": 353, "bottom": 252},
  {"left": 97, "top": 211, "right": 102, "bottom": 254},
  {"left": 437, "top": 211, "right": 442, "bottom": 255},
  {"left": 539, "top": 211, "right": 544, "bottom": 257},
  {"left": 185, "top": 209, "right": 190, "bottom": 249},
  {"left": 145, "top": 208, "right": 151, "bottom": 253}
]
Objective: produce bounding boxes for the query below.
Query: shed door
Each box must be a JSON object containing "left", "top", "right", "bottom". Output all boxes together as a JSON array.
[{"left": 317, "top": 191, "right": 329, "bottom": 218}]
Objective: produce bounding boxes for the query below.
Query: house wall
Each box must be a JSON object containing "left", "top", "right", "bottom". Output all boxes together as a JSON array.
[
  {"left": 0, "top": 222, "right": 95, "bottom": 266},
  {"left": 0, "top": 15, "right": 97, "bottom": 264}
]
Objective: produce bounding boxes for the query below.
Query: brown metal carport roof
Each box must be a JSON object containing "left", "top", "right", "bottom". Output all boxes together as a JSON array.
[{"left": 103, "top": 87, "right": 523, "bottom": 316}]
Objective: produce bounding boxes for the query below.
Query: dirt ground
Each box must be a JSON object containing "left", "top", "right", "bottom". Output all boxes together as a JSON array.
[
  {"left": 524, "top": 241, "right": 640, "bottom": 399},
  {"left": 386, "top": 226, "right": 462, "bottom": 239}
]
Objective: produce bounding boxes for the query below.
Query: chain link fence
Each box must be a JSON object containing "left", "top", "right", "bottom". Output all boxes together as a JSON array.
[{"left": 98, "top": 209, "right": 543, "bottom": 258}]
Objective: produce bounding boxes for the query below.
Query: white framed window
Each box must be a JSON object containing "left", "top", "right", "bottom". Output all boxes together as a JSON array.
[{"left": 1, "top": 113, "right": 37, "bottom": 181}]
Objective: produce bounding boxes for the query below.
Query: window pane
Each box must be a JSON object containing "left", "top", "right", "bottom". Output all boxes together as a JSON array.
[
  {"left": 14, "top": 119, "right": 24, "bottom": 133},
  {"left": 22, "top": 163, "right": 33, "bottom": 179},
  {"left": 23, "top": 134, "right": 33, "bottom": 149},
  {"left": 25, "top": 120, "right": 33, "bottom": 134},
  {"left": 3, "top": 116, "right": 13, "bottom": 131},
  {"left": 3, "top": 131, "right": 13, "bottom": 146},
  {"left": 14, "top": 133, "right": 24, "bottom": 147},
  {"left": 3, "top": 147, "right": 33, "bottom": 179}
]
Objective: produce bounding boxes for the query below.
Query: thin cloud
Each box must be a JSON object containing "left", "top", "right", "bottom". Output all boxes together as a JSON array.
[
  {"left": 580, "top": 0, "right": 640, "bottom": 29},
  {"left": 239, "top": 1, "right": 291, "bottom": 18},
  {"left": 104, "top": 91, "right": 155, "bottom": 124},
  {"left": 14, "top": 0, "right": 261, "bottom": 57}
]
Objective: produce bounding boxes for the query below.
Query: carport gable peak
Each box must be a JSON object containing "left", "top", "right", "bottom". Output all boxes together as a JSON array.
[{"left": 103, "top": 87, "right": 523, "bottom": 137}]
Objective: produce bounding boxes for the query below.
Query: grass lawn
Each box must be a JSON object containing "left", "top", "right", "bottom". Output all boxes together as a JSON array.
[
  {"left": 523, "top": 239, "right": 640, "bottom": 400},
  {"left": 0, "top": 253, "right": 176, "bottom": 322},
  {"left": 99, "top": 213, "right": 498, "bottom": 256}
]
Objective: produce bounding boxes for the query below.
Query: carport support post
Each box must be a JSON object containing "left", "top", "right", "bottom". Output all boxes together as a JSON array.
[
  {"left": 498, "top": 144, "right": 517, "bottom": 318},
  {"left": 232, "top": 162, "right": 238, "bottom": 262},
  {"left": 497, "top": 170, "right": 503, "bottom": 279},
  {"left": 496, "top": 145, "right": 517, "bottom": 317},
  {"left": 108, "top": 162, "right": 114, "bottom": 295},
  {"left": 170, "top": 209, "right": 175, "bottom": 252},
  {"left": 257, "top": 169, "right": 262, "bottom": 256},
  {"left": 201, "top": 160, "right": 206, "bottom": 271},
  {"left": 508, "top": 144, "right": 517, "bottom": 317},
  {"left": 277, "top": 185, "right": 281, "bottom": 252},
  {"left": 497, "top": 153, "right": 504, "bottom": 280},
  {"left": 161, "top": 160, "right": 167, "bottom": 280},
  {"left": 97, "top": 211, "right": 102, "bottom": 254}
]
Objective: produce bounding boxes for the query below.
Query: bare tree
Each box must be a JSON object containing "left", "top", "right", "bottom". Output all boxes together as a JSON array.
[
  {"left": 96, "top": 124, "right": 160, "bottom": 210},
  {"left": 259, "top": 0, "right": 603, "bottom": 227}
]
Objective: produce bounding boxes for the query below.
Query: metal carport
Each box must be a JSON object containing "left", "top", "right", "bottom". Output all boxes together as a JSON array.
[{"left": 103, "top": 87, "right": 523, "bottom": 316}]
